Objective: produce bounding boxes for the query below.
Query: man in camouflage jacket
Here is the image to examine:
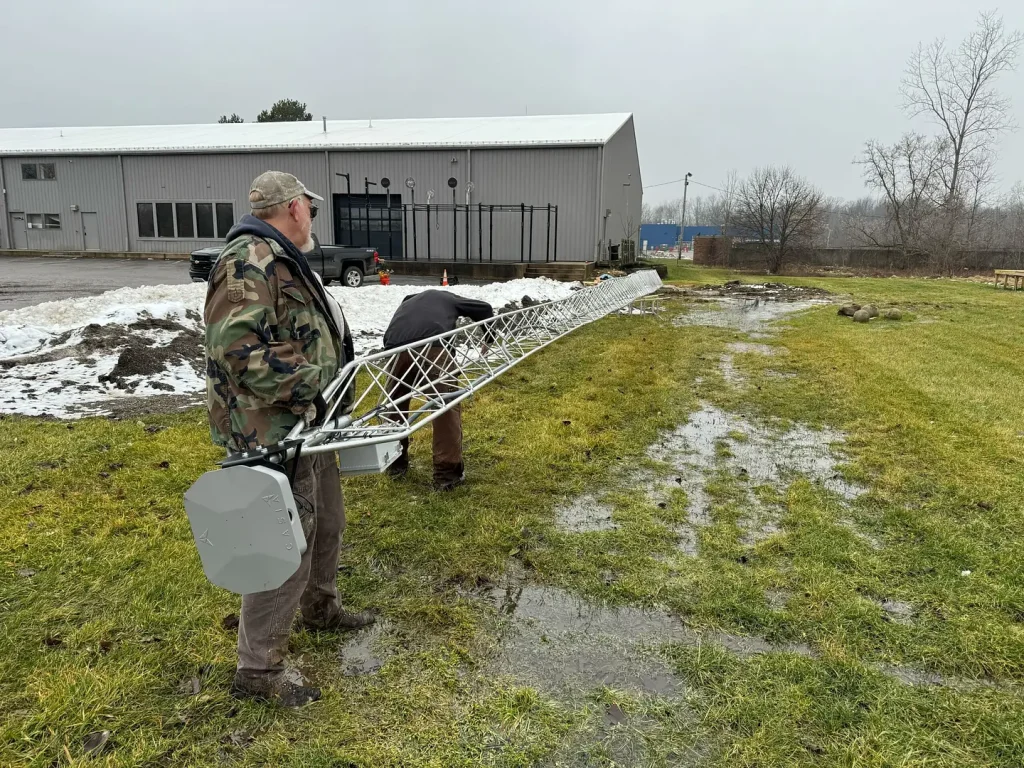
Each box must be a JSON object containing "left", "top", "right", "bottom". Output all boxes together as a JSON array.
[{"left": 205, "top": 171, "right": 372, "bottom": 708}]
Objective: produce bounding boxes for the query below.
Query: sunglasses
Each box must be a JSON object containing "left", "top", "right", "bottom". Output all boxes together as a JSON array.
[{"left": 291, "top": 198, "right": 318, "bottom": 219}]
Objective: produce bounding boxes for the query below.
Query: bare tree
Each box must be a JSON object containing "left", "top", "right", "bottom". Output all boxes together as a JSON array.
[
  {"left": 735, "top": 166, "right": 825, "bottom": 273},
  {"left": 644, "top": 199, "right": 683, "bottom": 224},
  {"left": 857, "top": 133, "right": 947, "bottom": 254},
  {"left": 641, "top": 202, "right": 656, "bottom": 224},
  {"left": 719, "top": 169, "right": 740, "bottom": 234},
  {"left": 687, "top": 195, "right": 711, "bottom": 226},
  {"left": 1003, "top": 182, "right": 1024, "bottom": 256},
  {"left": 901, "top": 11, "right": 1023, "bottom": 206}
]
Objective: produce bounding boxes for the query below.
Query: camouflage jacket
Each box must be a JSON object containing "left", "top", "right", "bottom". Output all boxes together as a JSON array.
[{"left": 205, "top": 223, "right": 349, "bottom": 452}]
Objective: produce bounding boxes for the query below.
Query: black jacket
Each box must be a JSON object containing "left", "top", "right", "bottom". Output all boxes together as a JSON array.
[{"left": 384, "top": 290, "right": 494, "bottom": 349}]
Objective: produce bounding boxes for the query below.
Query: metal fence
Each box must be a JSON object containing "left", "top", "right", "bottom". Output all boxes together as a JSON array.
[{"left": 334, "top": 198, "right": 561, "bottom": 262}]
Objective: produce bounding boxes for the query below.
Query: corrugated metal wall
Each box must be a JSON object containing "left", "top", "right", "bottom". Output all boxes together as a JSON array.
[
  {"left": 0, "top": 161, "right": 8, "bottom": 248},
  {"left": 470, "top": 147, "right": 599, "bottom": 262},
  {"left": 3, "top": 145, "right": 604, "bottom": 261},
  {"left": 122, "top": 152, "right": 331, "bottom": 252},
  {"left": 328, "top": 147, "right": 598, "bottom": 262},
  {"left": 2, "top": 156, "right": 126, "bottom": 251},
  {"left": 600, "top": 117, "right": 643, "bottom": 255}
]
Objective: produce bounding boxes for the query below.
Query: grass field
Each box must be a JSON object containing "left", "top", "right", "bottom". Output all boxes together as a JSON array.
[{"left": 2, "top": 265, "right": 1023, "bottom": 766}]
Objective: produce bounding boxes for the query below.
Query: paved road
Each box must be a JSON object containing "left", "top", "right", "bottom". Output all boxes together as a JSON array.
[
  {"left": 0, "top": 256, "right": 193, "bottom": 310},
  {"left": 0, "top": 255, "right": 488, "bottom": 311}
]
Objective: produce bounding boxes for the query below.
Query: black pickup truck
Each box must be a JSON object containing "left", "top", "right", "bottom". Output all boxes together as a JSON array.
[{"left": 189, "top": 235, "right": 379, "bottom": 287}]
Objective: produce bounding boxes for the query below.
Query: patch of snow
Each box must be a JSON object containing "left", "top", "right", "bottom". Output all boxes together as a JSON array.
[
  {"left": 0, "top": 284, "right": 206, "bottom": 358},
  {"left": 0, "top": 278, "right": 579, "bottom": 418},
  {"left": 135, "top": 328, "right": 182, "bottom": 346},
  {"left": 128, "top": 360, "right": 205, "bottom": 397},
  {"left": 0, "top": 354, "right": 119, "bottom": 418}
]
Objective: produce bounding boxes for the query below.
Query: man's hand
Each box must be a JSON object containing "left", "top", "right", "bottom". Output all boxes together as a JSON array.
[
  {"left": 479, "top": 343, "right": 490, "bottom": 357},
  {"left": 305, "top": 393, "right": 329, "bottom": 426}
]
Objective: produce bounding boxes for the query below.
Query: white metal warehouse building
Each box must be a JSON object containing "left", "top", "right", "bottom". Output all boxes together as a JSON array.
[{"left": 0, "top": 114, "right": 641, "bottom": 264}]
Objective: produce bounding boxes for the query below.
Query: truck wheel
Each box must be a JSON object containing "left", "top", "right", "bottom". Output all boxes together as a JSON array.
[{"left": 342, "top": 266, "right": 363, "bottom": 288}]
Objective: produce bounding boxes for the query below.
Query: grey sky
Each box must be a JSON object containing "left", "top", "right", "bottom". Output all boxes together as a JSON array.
[{"left": 2, "top": 0, "right": 1022, "bottom": 204}]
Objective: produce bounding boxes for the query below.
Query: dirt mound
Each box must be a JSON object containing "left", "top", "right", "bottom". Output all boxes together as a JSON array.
[
  {"left": 129, "top": 317, "right": 191, "bottom": 333},
  {"left": 98, "top": 326, "right": 203, "bottom": 390},
  {"left": 697, "top": 280, "right": 831, "bottom": 301},
  {"left": 102, "top": 344, "right": 170, "bottom": 382}
]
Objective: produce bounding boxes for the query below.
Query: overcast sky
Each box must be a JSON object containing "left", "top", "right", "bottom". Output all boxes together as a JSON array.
[{"left": 2, "top": 0, "right": 1022, "bottom": 204}]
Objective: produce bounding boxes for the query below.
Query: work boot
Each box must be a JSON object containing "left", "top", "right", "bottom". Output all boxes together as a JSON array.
[
  {"left": 230, "top": 667, "right": 321, "bottom": 708},
  {"left": 433, "top": 472, "right": 466, "bottom": 492},
  {"left": 304, "top": 608, "right": 376, "bottom": 632},
  {"left": 386, "top": 464, "right": 408, "bottom": 479}
]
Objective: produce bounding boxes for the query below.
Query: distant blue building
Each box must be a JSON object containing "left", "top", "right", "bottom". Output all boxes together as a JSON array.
[
  {"left": 639, "top": 224, "right": 680, "bottom": 249},
  {"left": 640, "top": 223, "right": 732, "bottom": 250}
]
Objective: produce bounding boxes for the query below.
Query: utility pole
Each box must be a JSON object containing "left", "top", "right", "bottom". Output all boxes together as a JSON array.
[{"left": 676, "top": 172, "right": 692, "bottom": 260}]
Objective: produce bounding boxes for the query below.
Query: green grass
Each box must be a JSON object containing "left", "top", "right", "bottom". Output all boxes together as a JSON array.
[{"left": 2, "top": 267, "right": 1024, "bottom": 766}]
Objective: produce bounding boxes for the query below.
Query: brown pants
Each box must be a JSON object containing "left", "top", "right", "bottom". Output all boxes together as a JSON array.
[
  {"left": 236, "top": 452, "right": 345, "bottom": 680},
  {"left": 387, "top": 348, "right": 464, "bottom": 483}
]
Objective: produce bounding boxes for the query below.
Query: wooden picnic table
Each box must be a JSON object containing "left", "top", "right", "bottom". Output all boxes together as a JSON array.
[{"left": 994, "top": 269, "right": 1024, "bottom": 289}]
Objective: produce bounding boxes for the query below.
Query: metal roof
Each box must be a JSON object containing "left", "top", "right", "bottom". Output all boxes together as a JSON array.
[{"left": 0, "top": 113, "right": 632, "bottom": 156}]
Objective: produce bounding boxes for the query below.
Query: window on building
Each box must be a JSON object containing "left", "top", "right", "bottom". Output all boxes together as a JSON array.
[
  {"left": 43, "top": 214, "right": 61, "bottom": 229},
  {"left": 196, "top": 203, "right": 215, "bottom": 238},
  {"left": 137, "top": 203, "right": 155, "bottom": 238},
  {"left": 216, "top": 203, "right": 235, "bottom": 238},
  {"left": 175, "top": 203, "right": 194, "bottom": 238},
  {"left": 26, "top": 213, "right": 43, "bottom": 229},
  {"left": 20, "top": 163, "right": 56, "bottom": 180},
  {"left": 155, "top": 203, "right": 175, "bottom": 238},
  {"left": 136, "top": 201, "right": 234, "bottom": 239}
]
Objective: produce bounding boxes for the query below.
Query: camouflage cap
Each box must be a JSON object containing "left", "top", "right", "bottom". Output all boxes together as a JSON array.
[{"left": 249, "top": 171, "right": 324, "bottom": 210}]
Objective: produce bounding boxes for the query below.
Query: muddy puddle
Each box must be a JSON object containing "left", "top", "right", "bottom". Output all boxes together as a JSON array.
[
  {"left": 484, "top": 577, "right": 1012, "bottom": 707},
  {"left": 339, "top": 620, "right": 395, "bottom": 676},
  {"left": 673, "top": 281, "right": 829, "bottom": 338},
  {"left": 489, "top": 584, "right": 684, "bottom": 698},
  {"left": 878, "top": 599, "right": 915, "bottom": 625},
  {"left": 647, "top": 403, "right": 863, "bottom": 530},
  {"left": 487, "top": 581, "right": 816, "bottom": 703},
  {"left": 554, "top": 494, "right": 617, "bottom": 533},
  {"left": 718, "top": 343, "right": 788, "bottom": 386},
  {"left": 539, "top": 708, "right": 702, "bottom": 768},
  {"left": 554, "top": 401, "right": 864, "bottom": 561},
  {"left": 675, "top": 297, "right": 825, "bottom": 337}
]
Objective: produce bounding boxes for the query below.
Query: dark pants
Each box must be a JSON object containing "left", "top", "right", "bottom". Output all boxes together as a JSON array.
[
  {"left": 236, "top": 452, "right": 345, "bottom": 680},
  {"left": 387, "top": 348, "right": 464, "bottom": 484}
]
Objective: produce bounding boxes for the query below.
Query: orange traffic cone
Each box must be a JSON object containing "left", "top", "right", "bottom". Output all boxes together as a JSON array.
[{"left": 442, "top": 269, "right": 449, "bottom": 286}]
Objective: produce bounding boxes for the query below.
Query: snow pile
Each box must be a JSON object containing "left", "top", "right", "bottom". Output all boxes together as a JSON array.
[
  {"left": 0, "top": 283, "right": 207, "bottom": 359},
  {"left": 0, "top": 278, "right": 579, "bottom": 419}
]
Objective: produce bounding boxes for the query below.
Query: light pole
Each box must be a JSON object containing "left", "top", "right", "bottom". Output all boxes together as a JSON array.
[
  {"left": 364, "top": 177, "right": 377, "bottom": 248},
  {"left": 335, "top": 172, "right": 352, "bottom": 245},
  {"left": 623, "top": 174, "right": 631, "bottom": 261},
  {"left": 677, "top": 172, "right": 692, "bottom": 260}
]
